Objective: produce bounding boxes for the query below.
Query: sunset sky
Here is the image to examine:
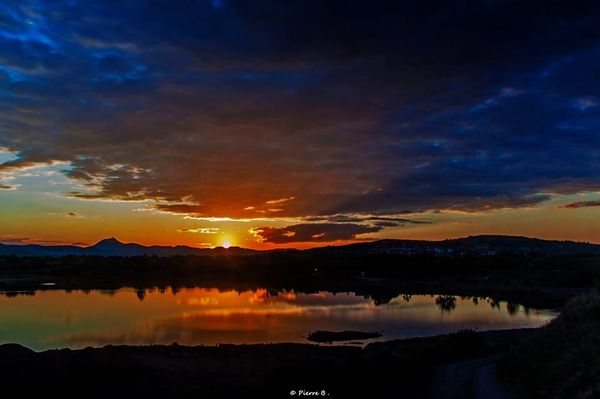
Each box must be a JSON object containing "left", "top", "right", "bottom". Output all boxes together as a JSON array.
[{"left": 1, "top": 0, "right": 599, "bottom": 249}]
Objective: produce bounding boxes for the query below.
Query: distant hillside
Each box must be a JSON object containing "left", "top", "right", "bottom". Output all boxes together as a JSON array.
[
  {"left": 0, "top": 237, "right": 261, "bottom": 257},
  {"left": 306, "top": 235, "right": 600, "bottom": 256},
  {"left": 0, "top": 235, "right": 599, "bottom": 257}
]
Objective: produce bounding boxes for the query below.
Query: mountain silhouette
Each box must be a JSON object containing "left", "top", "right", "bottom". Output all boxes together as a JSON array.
[
  {"left": 92, "top": 237, "right": 126, "bottom": 247},
  {"left": 307, "top": 235, "right": 600, "bottom": 256},
  {"left": 0, "top": 238, "right": 260, "bottom": 257},
  {"left": 0, "top": 235, "right": 599, "bottom": 257}
]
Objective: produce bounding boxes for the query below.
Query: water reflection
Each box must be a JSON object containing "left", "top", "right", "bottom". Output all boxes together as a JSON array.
[
  {"left": 0, "top": 288, "right": 556, "bottom": 350},
  {"left": 435, "top": 295, "right": 457, "bottom": 312}
]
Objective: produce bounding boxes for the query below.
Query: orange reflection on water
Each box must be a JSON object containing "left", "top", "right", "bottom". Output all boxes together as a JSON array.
[{"left": 0, "top": 288, "right": 556, "bottom": 350}]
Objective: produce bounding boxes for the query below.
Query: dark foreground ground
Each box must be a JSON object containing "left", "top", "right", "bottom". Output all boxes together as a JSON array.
[
  {"left": 0, "top": 329, "right": 529, "bottom": 399},
  {"left": 3, "top": 295, "right": 600, "bottom": 399}
]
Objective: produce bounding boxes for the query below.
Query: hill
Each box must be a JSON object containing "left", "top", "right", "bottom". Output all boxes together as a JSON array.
[
  {"left": 0, "top": 237, "right": 261, "bottom": 257},
  {"left": 308, "top": 235, "right": 600, "bottom": 256},
  {"left": 0, "top": 235, "right": 599, "bottom": 257}
]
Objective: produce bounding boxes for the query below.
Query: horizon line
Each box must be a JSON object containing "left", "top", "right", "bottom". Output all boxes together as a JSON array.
[{"left": 2, "top": 233, "right": 600, "bottom": 250}]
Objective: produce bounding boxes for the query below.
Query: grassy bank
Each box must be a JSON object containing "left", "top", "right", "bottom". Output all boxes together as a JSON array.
[{"left": 498, "top": 294, "right": 600, "bottom": 398}]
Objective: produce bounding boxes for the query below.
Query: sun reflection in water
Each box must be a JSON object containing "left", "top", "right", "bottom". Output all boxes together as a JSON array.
[{"left": 0, "top": 288, "right": 557, "bottom": 350}]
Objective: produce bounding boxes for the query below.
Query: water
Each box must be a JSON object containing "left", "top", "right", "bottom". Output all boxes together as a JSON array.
[{"left": 0, "top": 288, "right": 556, "bottom": 350}]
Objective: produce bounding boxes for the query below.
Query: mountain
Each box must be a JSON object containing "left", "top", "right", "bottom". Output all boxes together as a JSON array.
[
  {"left": 86, "top": 237, "right": 148, "bottom": 256},
  {"left": 0, "top": 238, "right": 261, "bottom": 257},
  {"left": 0, "top": 235, "right": 599, "bottom": 257}
]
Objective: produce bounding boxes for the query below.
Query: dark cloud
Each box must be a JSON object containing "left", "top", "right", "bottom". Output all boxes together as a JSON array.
[
  {"left": 561, "top": 200, "right": 600, "bottom": 209},
  {"left": 0, "top": 237, "right": 31, "bottom": 244},
  {"left": 0, "top": 236, "right": 86, "bottom": 245},
  {"left": 304, "top": 214, "right": 431, "bottom": 227},
  {"left": 252, "top": 223, "right": 381, "bottom": 243},
  {"left": 0, "top": 0, "right": 599, "bottom": 224}
]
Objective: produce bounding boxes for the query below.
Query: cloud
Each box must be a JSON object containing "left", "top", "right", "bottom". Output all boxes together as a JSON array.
[
  {"left": 0, "top": 237, "right": 31, "bottom": 244},
  {"left": 251, "top": 223, "right": 381, "bottom": 243},
  {"left": 178, "top": 228, "right": 220, "bottom": 234},
  {"left": 240, "top": 197, "right": 295, "bottom": 215},
  {"left": 560, "top": 200, "right": 600, "bottom": 209},
  {"left": 0, "top": 236, "right": 87, "bottom": 245},
  {"left": 265, "top": 196, "right": 295, "bottom": 205},
  {"left": 304, "top": 214, "right": 431, "bottom": 227},
  {"left": 0, "top": 0, "right": 599, "bottom": 227},
  {"left": 153, "top": 204, "right": 208, "bottom": 216}
]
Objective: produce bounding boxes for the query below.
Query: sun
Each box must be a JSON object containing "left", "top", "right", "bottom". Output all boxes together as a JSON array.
[{"left": 222, "top": 239, "right": 232, "bottom": 249}]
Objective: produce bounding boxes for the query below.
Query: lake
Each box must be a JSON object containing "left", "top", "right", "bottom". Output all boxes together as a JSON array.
[{"left": 0, "top": 288, "right": 556, "bottom": 350}]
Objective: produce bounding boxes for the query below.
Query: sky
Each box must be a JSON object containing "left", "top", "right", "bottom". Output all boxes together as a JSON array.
[{"left": 0, "top": 0, "right": 599, "bottom": 249}]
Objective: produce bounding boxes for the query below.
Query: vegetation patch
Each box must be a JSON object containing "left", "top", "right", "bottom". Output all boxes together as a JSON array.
[{"left": 498, "top": 294, "right": 600, "bottom": 398}]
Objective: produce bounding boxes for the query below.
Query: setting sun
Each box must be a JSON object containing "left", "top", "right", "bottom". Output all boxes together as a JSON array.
[{"left": 222, "top": 239, "right": 232, "bottom": 249}]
